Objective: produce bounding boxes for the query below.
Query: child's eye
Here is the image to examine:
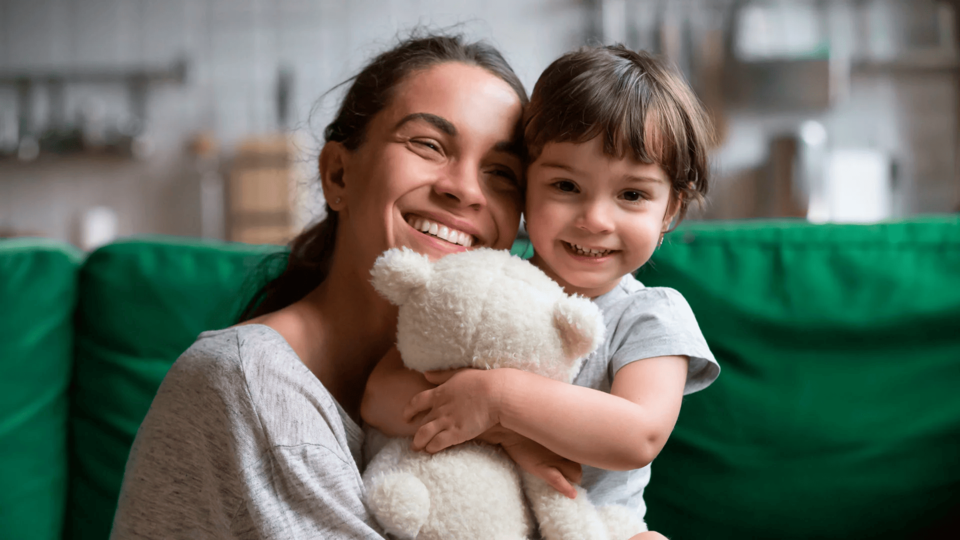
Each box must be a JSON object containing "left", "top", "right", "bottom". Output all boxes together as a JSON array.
[
  {"left": 621, "top": 190, "right": 647, "bottom": 202},
  {"left": 552, "top": 180, "right": 578, "bottom": 193}
]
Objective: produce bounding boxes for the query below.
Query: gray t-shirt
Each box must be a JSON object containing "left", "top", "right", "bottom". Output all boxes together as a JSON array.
[
  {"left": 573, "top": 274, "right": 719, "bottom": 522},
  {"left": 111, "top": 324, "right": 385, "bottom": 539}
]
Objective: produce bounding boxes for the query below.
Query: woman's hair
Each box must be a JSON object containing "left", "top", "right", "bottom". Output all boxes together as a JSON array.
[
  {"left": 523, "top": 44, "right": 714, "bottom": 227},
  {"left": 239, "top": 33, "right": 528, "bottom": 321}
]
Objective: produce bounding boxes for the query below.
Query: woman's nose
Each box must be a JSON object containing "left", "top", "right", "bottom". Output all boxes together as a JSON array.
[
  {"left": 433, "top": 161, "right": 486, "bottom": 209},
  {"left": 577, "top": 200, "right": 614, "bottom": 234}
]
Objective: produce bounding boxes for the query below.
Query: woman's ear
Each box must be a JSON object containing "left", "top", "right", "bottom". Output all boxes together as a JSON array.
[{"left": 319, "top": 141, "right": 348, "bottom": 212}]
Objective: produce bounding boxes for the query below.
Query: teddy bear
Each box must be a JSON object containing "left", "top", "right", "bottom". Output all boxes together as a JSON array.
[{"left": 362, "top": 247, "right": 646, "bottom": 540}]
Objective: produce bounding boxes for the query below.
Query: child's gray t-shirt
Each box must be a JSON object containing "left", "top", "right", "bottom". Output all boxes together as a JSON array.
[
  {"left": 110, "top": 324, "right": 385, "bottom": 539},
  {"left": 572, "top": 274, "right": 720, "bottom": 522}
]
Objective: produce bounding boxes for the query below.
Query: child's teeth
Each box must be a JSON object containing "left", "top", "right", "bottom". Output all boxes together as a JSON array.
[{"left": 569, "top": 242, "right": 610, "bottom": 257}]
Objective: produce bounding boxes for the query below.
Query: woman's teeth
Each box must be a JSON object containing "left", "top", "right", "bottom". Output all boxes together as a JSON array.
[
  {"left": 407, "top": 216, "right": 474, "bottom": 247},
  {"left": 568, "top": 242, "right": 613, "bottom": 257}
]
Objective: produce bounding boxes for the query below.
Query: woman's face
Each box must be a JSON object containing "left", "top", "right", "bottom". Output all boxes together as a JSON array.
[{"left": 331, "top": 62, "right": 524, "bottom": 268}]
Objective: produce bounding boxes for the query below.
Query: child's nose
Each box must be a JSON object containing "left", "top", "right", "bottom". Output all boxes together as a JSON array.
[{"left": 576, "top": 200, "right": 614, "bottom": 234}]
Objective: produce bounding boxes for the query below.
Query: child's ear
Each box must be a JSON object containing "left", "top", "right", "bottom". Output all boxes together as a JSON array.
[
  {"left": 370, "top": 248, "right": 434, "bottom": 306},
  {"left": 663, "top": 190, "right": 684, "bottom": 232},
  {"left": 319, "top": 141, "right": 348, "bottom": 212},
  {"left": 553, "top": 296, "right": 606, "bottom": 362}
]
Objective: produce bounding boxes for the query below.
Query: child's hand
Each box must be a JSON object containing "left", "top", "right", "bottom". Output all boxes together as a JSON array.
[
  {"left": 486, "top": 428, "right": 582, "bottom": 500},
  {"left": 404, "top": 368, "right": 504, "bottom": 453}
]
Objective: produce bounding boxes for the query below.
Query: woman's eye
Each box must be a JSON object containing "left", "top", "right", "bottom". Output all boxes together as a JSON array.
[
  {"left": 485, "top": 168, "right": 520, "bottom": 191},
  {"left": 413, "top": 140, "right": 441, "bottom": 153},
  {"left": 553, "top": 180, "right": 578, "bottom": 193},
  {"left": 491, "top": 168, "right": 518, "bottom": 183}
]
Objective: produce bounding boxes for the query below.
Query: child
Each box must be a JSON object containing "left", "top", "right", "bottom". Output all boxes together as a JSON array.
[{"left": 361, "top": 45, "right": 720, "bottom": 536}]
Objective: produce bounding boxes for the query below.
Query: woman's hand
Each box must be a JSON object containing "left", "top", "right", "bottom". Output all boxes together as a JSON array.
[
  {"left": 480, "top": 426, "right": 582, "bottom": 500},
  {"left": 403, "top": 368, "right": 504, "bottom": 453}
]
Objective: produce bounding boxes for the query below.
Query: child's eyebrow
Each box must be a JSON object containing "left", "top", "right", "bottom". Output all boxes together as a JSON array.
[
  {"left": 394, "top": 113, "right": 456, "bottom": 135},
  {"left": 539, "top": 161, "right": 581, "bottom": 174},
  {"left": 623, "top": 174, "right": 668, "bottom": 185}
]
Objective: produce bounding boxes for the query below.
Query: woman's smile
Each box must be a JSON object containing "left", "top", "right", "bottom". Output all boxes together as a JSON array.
[{"left": 405, "top": 214, "right": 476, "bottom": 247}]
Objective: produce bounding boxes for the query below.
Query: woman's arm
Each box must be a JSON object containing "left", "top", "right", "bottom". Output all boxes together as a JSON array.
[
  {"left": 360, "top": 347, "right": 434, "bottom": 437},
  {"left": 405, "top": 355, "right": 688, "bottom": 471}
]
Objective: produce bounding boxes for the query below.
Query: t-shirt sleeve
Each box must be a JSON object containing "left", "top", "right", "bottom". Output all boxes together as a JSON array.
[
  {"left": 608, "top": 287, "right": 720, "bottom": 395},
  {"left": 110, "top": 335, "right": 384, "bottom": 540}
]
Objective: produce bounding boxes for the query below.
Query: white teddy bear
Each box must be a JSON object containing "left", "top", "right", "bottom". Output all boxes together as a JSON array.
[{"left": 363, "top": 247, "right": 646, "bottom": 540}]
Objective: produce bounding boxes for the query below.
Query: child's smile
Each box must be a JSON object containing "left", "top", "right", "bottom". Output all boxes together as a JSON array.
[
  {"left": 564, "top": 241, "right": 617, "bottom": 258},
  {"left": 525, "top": 137, "right": 679, "bottom": 298}
]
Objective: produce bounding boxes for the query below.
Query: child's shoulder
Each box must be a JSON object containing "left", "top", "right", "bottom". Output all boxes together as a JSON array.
[
  {"left": 596, "top": 274, "right": 696, "bottom": 323},
  {"left": 610, "top": 274, "right": 687, "bottom": 303}
]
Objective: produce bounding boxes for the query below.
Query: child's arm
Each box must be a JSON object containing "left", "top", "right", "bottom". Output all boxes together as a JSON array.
[
  {"left": 360, "top": 348, "right": 584, "bottom": 498},
  {"left": 405, "top": 355, "right": 688, "bottom": 471}
]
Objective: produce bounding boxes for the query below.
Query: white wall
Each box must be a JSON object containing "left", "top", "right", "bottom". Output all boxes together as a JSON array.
[{"left": 0, "top": 0, "right": 590, "bottom": 243}]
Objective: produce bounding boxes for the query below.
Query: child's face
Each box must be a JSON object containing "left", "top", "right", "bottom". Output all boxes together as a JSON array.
[{"left": 525, "top": 137, "right": 678, "bottom": 298}]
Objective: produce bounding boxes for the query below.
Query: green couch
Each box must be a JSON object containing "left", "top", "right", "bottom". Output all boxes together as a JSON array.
[{"left": 2, "top": 217, "right": 958, "bottom": 540}]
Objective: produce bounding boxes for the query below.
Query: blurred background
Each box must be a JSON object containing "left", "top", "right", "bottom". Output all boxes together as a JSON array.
[{"left": 0, "top": 0, "right": 957, "bottom": 250}]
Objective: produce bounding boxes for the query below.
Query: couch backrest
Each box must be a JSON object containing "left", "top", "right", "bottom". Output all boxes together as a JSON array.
[
  {"left": 638, "top": 217, "right": 960, "bottom": 539},
  {"left": 0, "top": 238, "right": 82, "bottom": 540},
  {"left": 66, "top": 237, "right": 283, "bottom": 540},
  {"left": 8, "top": 217, "right": 958, "bottom": 540}
]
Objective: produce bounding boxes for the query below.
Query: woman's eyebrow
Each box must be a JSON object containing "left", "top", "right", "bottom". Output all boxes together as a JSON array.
[
  {"left": 494, "top": 140, "right": 523, "bottom": 159},
  {"left": 394, "top": 113, "right": 456, "bottom": 135}
]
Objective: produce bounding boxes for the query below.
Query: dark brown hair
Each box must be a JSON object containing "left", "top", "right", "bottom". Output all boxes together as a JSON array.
[
  {"left": 523, "top": 44, "right": 713, "bottom": 225},
  {"left": 239, "top": 33, "right": 527, "bottom": 321}
]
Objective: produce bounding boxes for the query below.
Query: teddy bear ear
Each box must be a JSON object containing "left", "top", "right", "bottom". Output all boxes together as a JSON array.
[
  {"left": 369, "top": 248, "right": 434, "bottom": 306},
  {"left": 553, "top": 295, "right": 606, "bottom": 362}
]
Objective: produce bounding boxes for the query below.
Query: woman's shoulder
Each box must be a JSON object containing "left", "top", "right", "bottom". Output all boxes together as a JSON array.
[
  {"left": 171, "top": 324, "right": 362, "bottom": 458},
  {"left": 163, "top": 325, "right": 276, "bottom": 392},
  {"left": 170, "top": 324, "right": 322, "bottom": 406},
  {"left": 173, "top": 324, "right": 296, "bottom": 377}
]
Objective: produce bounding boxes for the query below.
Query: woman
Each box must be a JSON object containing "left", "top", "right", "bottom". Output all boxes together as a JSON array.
[{"left": 110, "top": 34, "right": 531, "bottom": 539}]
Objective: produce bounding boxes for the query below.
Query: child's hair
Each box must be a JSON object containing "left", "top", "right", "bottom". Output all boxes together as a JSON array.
[
  {"left": 238, "top": 32, "right": 527, "bottom": 321},
  {"left": 523, "top": 44, "right": 713, "bottom": 226}
]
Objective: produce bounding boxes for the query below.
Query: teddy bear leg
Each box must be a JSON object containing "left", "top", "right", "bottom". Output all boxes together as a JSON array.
[
  {"left": 521, "top": 471, "right": 609, "bottom": 540},
  {"left": 597, "top": 504, "right": 647, "bottom": 540},
  {"left": 365, "top": 471, "right": 431, "bottom": 539}
]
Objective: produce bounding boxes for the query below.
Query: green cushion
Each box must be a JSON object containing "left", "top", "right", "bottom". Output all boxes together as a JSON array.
[
  {"left": 66, "top": 237, "right": 284, "bottom": 540},
  {"left": 639, "top": 216, "right": 960, "bottom": 539},
  {"left": 0, "top": 239, "right": 82, "bottom": 540}
]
